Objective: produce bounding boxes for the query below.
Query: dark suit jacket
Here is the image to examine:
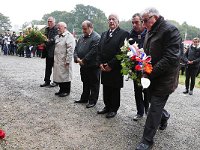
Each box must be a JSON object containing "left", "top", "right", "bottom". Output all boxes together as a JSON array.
[
  {"left": 74, "top": 31, "right": 100, "bottom": 68},
  {"left": 97, "top": 27, "right": 129, "bottom": 88},
  {"left": 143, "top": 16, "right": 182, "bottom": 96},
  {"left": 44, "top": 26, "right": 58, "bottom": 58}
]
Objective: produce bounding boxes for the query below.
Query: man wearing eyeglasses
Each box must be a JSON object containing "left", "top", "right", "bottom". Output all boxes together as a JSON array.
[
  {"left": 129, "top": 13, "right": 150, "bottom": 122},
  {"left": 135, "top": 8, "right": 182, "bottom": 150},
  {"left": 40, "top": 16, "right": 58, "bottom": 87}
]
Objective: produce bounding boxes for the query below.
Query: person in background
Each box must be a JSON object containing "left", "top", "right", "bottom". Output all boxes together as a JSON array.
[
  {"left": 97, "top": 14, "right": 129, "bottom": 118},
  {"left": 40, "top": 16, "right": 58, "bottom": 87},
  {"left": 129, "top": 13, "right": 150, "bottom": 121},
  {"left": 135, "top": 8, "right": 181, "bottom": 150},
  {"left": 74, "top": 20, "right": 101, "bottom": 108},
  {"left": 10, "top": 31, "right": 17, "bottom": 55},
  {"left": 182, "top": 37, "right": 200, "bottom": 95},
  {"left": 53, "top": 22, "right": 75, "bottom": 97}
]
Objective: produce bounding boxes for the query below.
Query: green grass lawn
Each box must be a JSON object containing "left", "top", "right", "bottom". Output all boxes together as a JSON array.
[{"left": 179, "top": 73, "right": 200, "bottom": 88}]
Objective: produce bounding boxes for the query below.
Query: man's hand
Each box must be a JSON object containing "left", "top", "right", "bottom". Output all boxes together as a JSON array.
[
  {"left": 188, "top": 61, "right": 194, "bottom": 64},
  {"left": 100, "top": 63, "right": 112, "bottom": 72},
  {"left": 77, "top": 58, "right": 84, "bottom": 65}
]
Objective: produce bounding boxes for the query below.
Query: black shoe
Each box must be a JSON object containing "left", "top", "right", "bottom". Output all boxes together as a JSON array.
[
  {"left": 97, "top": 108, "right": 109, "bottom": 114},
  {"left": 189, "top": 90, "right": 193, "bottom": 95},
  {"left": 55, "top": 91, "right": 62, "bottom": 95},
  {"left": 74, "top": 100, "right": 88, "bottom": 103},
  {"left": 133, "top": 114, "right": 143, "bottom": 121},
  {"left": 135, "top": 142, "right": 154, "bottom": 150},
  {"left": 40, "top": 82, "right": 50, "bottom": 87},
  {"left": 159, "top": 114, "right": 170, "bottom": 130},
  {"left": 183, "top": 89, "right": 188, "bottom": 94},
  {"left": 106, "top": 112, "right": 117, "bottom": 118},
  {"left": 86, "top": 103, "right": 96, "bottom": 108},
  {"left": 59, "top": 93, "right": 70, "bottom": 97},
  {"left": 50, "top": 82, "right": 58, "bottom": 87}
]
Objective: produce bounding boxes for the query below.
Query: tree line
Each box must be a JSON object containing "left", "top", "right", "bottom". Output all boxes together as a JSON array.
[{"left": 1, "top": 4, "right": 200, "bottom": 40}]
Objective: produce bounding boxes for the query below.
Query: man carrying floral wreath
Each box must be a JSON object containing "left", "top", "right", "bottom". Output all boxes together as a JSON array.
[{"left": 135, "top": 8, "right": 182, "bottom": 150}]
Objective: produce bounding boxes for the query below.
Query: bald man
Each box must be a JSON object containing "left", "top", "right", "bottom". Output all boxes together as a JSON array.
[
  {"left": 74, "top": 20, "right": 101, "bottom": 108},
  {"left": 40, "top": 16, "right": 58, "bottom": 87},
  {"left": 97, "top": 14, "right": 129, "bottom": 118},
  {"left": 53, "top": 22, "right": 76, "bottom": 97}
]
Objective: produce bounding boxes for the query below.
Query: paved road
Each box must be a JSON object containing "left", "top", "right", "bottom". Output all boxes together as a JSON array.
[{"left": 0, "top": 55, "right": 200, "bottom": 150}]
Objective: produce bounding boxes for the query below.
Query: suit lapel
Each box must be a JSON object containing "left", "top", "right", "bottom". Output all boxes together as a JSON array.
[{"left": 105, "top": 27, "right": 120, "bottom": 43}]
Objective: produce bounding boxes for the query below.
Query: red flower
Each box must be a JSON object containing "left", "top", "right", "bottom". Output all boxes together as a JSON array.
[
  {"left": 135, "top": 65, "right": 142, "bottom": 71},
  {"left": 131, "top": 55, "right": 136, "bottom": 61},
  {"left": 135, "top": 57, "right": 142, "bottom": 62},
  {"left": 0, "top": 129, "right": 5, "bottom": 139}
]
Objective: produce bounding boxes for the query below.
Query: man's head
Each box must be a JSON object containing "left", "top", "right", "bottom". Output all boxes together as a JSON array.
[
  {"left": 132, "top": 13, "right": 143, "bottom": 32},
  {"left": 108, "top": 14, "right": 119, "bottom": 30},
  {"left": 192, "top": 37, "right": 200, "bottom": 47},
  {"left": 57, "top": 22, "right": 67, "bottom": 34},
  {"left": 140, "top": 7, "right": 160, "bottom": 31},
  {"left": 47, "top": 16, "right": 55, "bottom": 29},
  {"left": 82, "top": 20, "right": 93, "bottom": 37}
]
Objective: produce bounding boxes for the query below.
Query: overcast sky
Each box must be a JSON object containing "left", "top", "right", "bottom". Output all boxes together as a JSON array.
[{"left": 1, "top": 0, "right": 200, "bottom": 29}]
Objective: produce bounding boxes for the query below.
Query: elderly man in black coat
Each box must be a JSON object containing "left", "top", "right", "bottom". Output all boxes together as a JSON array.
[
  {"left": 40, "top": 16, "right": 58, "bottom": 87},
  {"left": 97, "top": 14, "right": 129, "bottom": 118},
  {"left": 135, "top": 8, "right": 182, "bottom": 150}
]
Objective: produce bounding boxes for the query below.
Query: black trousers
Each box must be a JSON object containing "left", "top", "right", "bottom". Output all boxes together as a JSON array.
[
  {"left": 133, "top": 81, "right": 150, "bottom": 116},
  {"left": 185, "top": 66, "right": 199, "bottom": 91},
  {"left": 80, "top": 67, "right": 100, "bottom": 104},
  {"left": 142, "top": 95, "right": 170, "bottom": 144},
  {"left": 44, "top": 57, "right": 54, "bottom": 83},
  {"left": 103, "top": 85, "right": 121, "bottom": 112},
  {"left": 58, "top": 82, "right": 71, "bottom": 93}
]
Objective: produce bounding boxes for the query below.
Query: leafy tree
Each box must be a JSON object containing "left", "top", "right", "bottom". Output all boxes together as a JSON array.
[
  {"left": 42, "top": 11, "right": 74, "bottom": 32},
  {"left": 72, "top": 4, "right": 107, "bottom": 35},
  {"left": 0, "top": 13, "right": 12, "bottom": 33},
  {"left": 120, "top": 20, "right": 132, "bottom": 32}
]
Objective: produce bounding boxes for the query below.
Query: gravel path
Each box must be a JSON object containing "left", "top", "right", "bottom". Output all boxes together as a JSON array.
[{"left": 0, "top": 55, "right": 200, "bottom": 150}]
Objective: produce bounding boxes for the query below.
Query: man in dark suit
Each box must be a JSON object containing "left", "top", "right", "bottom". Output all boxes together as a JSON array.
[
  {"left": 74, "top": 20, "right": 101, "bottom": 108},
  {"left": 97, "top": 14, "right": 129, "bottom": 118},
  {"left": 129, "top": 13, "right": 150, "bottom": 121},
  {"left": 135, "top": 8, "right": 182, "bottom": 150},
  {"left": 40, "top": 16, "right": 58, "bottom": 87}
]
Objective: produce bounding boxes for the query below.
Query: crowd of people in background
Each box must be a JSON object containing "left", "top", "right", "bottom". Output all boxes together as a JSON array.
[
  {"left": 1, "top": 7, "right": 200, "bottom": 150},
  {"left": 0, "top": 31, "right": 44, "bottom": 58}
]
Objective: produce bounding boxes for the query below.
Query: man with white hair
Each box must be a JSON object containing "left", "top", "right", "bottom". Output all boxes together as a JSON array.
[
  {"left": 40, "top": 16, "right": 58, "bottom": 87},
  {"left": 135, "top": 8, "right": 182, "bottom": 150},
  {"left": 97, "top": 14, "right": 129, "bottom": 118},
  {"left": 53, "top": 22, "right": 75, "bottom": 97}
]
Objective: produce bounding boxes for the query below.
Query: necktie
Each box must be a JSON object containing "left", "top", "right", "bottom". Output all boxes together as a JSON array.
[{"left": 109, "top": 30, "right": 113, "bottom": 37}]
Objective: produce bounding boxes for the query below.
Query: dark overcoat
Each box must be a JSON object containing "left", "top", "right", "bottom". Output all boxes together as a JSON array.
[
  {"left": 143, "top": 16, "right": 182, "bottom": 96},
  {"left": 98, "top": 27, "right": 129, "bottom": 88}
]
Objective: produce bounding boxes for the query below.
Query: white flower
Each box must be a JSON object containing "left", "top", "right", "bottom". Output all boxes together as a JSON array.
[{"left": 127, "top": 51, "right": 133, "bottom": 58}]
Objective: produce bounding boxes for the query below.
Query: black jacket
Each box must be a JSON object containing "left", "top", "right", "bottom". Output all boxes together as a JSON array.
[
  {"left": 143, "top": 16, "right": 182, "bottom": 96},
  {"left": 74, "top": 31, "right": 100, "bottom": 67},
  {"left": 183, "top": 45, "right": 200, "bottom": 68},
  {"left": 97, "top": 27, "right": 129, "bottom": 88},
  {"left": 45, "top": 26, "right": 58, "bottom": 58},
  {"left": 129, "top": 28, "right": 147, "bottom": 48}
]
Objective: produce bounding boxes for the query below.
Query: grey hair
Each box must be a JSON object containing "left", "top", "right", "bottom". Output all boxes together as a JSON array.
[
  {"left": 58, "top": 22, "right": 67, "bottom": 28},
  {"left": 82, "top": 20, "right": 93, "bottom": 28},
  {"left": 47, "top": 16, "right": 55, "bottom": 23},
  {"left": 140, "top": 7, "right": 160, "bottom": 17},
  {"left": 108, "top": 13, "right": 119, "bottom": 22}
]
